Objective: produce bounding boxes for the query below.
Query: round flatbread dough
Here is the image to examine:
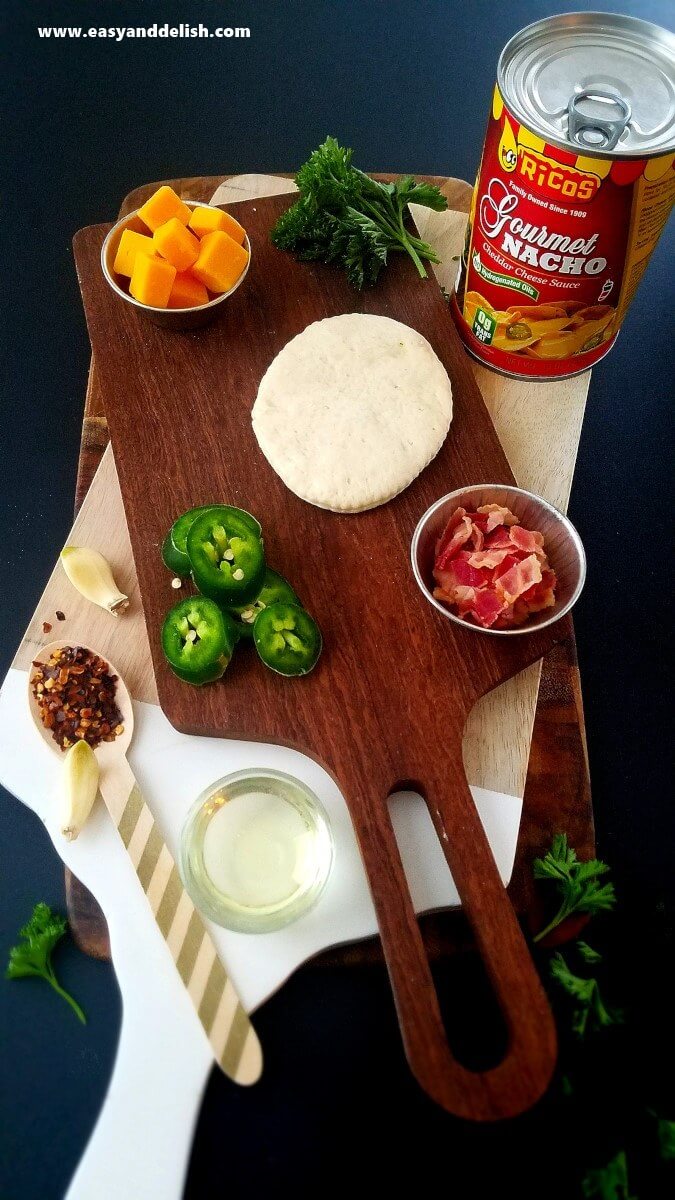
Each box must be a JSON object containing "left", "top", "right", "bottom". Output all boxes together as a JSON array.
[{"left": 251, "top": 313, "right": 453, "bottom": 513}]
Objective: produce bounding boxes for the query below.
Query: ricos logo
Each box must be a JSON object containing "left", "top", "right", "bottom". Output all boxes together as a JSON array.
[
  {"left": 517, "top": 148, "right": 600, "bottom": 201},
  {"left": 498, "top": 117, "right": 518, "bottom": 173}
]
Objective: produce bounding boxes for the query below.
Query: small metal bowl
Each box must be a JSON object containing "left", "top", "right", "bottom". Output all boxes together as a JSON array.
[
  {"left": 100, "top": 200, "right": 251, "bottom": 331},
  {"left": 411, "top": 484, "right": 586, "bottom": 636}
]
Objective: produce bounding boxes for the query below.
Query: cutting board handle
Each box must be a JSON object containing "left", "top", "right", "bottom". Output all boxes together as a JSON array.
[{"left": 352, "top": 753, "right": 557, "bottom": 1120}]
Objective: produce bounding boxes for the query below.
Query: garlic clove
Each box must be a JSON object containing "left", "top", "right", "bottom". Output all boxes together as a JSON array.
[
  {"left": 61, "top": 739, "right": 100, "bottom": 841},
  {"left": 60, "top": 546, "right": 129, "bottom": 615}
]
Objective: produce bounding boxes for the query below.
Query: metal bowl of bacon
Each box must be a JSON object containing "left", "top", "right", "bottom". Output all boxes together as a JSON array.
[{"left": 411, "top": 483, "right": 586, "bottom": 636}]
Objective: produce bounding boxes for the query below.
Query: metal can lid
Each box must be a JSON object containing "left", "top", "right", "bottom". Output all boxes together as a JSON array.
[{"left": 498, "top": 12, "right": 675, "bottom": 158}]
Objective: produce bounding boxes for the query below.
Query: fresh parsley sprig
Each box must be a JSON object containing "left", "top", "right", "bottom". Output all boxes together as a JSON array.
[
  {"left": 657, "top": 1116, "right": 675, "bottom": 1161},
  {"left": 532, "top": 833, "right": 616, "bottom": 942},
  {"left": 582, "top": 1150, "right": 636, "bottom": 1200},
  {"left": 6, "top": 902, "right": 86, "bottom": 1023},
  {"left": 271, "top": 136, "right": 448, "bottom": 288},
  {"left": 550, "top": 945, "right": 623, "bottom": 1039}
]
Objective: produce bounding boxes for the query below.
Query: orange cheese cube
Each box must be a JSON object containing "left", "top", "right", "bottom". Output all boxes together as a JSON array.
[
  {"left": 167, "top": 272, "right": 210, "bottom": 309},
  {"left": 129, "top": 254, "right": 176, "bottom": 308},
  {"left": 192, "top": 231, "right": 249, "bottom": 294},
  {"left": 137, "top": 185, "right": 191, "bottom": 233},
  {"left": 113, "top": 229, "right": 157, "bottom": 278},
  {"left": 153, "top": 218, "right": 200, "bottom": 272},
  {"left": 188, "top": 205, "right": 246, "bottom": 245}
]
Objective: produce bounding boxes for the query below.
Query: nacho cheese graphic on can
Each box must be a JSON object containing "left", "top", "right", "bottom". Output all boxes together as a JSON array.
[{"left": 452, "top": 13, "right": 675, "bottom": 379}]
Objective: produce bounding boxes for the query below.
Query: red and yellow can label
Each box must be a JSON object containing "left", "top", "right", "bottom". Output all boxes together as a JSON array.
[{"left": 452, "top": 86, "right": 675, "bottom": 378}]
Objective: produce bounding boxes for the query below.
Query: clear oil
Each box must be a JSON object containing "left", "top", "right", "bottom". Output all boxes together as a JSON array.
[{"left": 181, "top": 770, "right": 334, "bottom": 932}]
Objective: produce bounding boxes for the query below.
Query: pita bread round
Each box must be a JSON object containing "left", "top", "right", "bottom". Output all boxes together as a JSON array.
[{"left": 251, "top": 314, "right": 453, "bottom": 513}]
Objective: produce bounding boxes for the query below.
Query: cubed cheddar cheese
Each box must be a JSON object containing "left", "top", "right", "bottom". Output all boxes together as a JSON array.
[
  {"left": 192, "top": 231, "right": 249, "bottom": 294},
  {"left": 188, "top": 205, "right": 246, "bottom": 245},
  {"left": 153, "top": 218, "right": 200, "bottom": 272},
  {"left": 129, "top": 254, "right": 176, "bottom": 309},
  {"left": 168, "top": 272, "right": 210, "bottom": 309},
  {"left": 113, "top": 229, "right": 156, "bottom": 278},
  {"left": 137, "top": 185, "right": 191, "bottom": 233}
]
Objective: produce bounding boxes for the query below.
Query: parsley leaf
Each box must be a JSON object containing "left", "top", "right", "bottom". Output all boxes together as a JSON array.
[
  {"left": 5, "top": 903, "right": 86, "bottom": 1023},
  {"left": 582, "top": 1150, "right": 636, "bottom": 1200},
  {"left": 533, "top": 833, "right": 616, "bottom": 942},
  {"left": 550, "top": 948, "right": 623, "bottom": 1038},
  {"left": 393, "top": 175, "right": 449, "bottom": 211},
  {"left": 657, "top": 1117, "right": 675, "bottom": 1161},
  {"left": 271, "top": 136, "right": 448, "bottom": 288},
  {"left": 578, "top": 940, "right": 603, "bottom": 964}
]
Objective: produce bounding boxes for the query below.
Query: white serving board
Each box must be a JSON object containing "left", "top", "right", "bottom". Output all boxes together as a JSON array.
[
  {"left": 2, "top": 172, "right": 590, "bottom": 1198},
  {"left": 0, "top": 667, "right": 520, "bottom": 1200}
]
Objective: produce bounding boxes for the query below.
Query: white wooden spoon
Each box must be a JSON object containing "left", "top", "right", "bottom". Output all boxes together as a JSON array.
[{"left": 28, "top": 640, "right": 262, "bottom": 1086}]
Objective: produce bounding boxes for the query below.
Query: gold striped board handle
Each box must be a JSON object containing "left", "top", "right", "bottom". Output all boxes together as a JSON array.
[{"left": 99, "top": 755, "right": 262, "bottom": 1085}]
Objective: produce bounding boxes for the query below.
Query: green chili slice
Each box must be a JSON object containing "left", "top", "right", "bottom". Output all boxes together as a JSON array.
[
  {"left": 229, "top": 569, "right": 299, "bottom": 640},
  {"left": 505, "top": 321, "right": 532, "bottom": 341},
  {"left": 162, "top": 505, "right": 261, "bottom": 576},
  {"left": 253, "top": 602, "right": 322, "bottom": 677},
  {"left": 187, "top": 507, "right": 266, "bottom": 605},
  {"left": 161, "top": 596, "right": 239, "bottom": 685}
]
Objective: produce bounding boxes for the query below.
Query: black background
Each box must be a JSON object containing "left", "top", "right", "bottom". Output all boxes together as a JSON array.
[{"left": 1, "top": 2, "right": 673, "bottom": 1197}]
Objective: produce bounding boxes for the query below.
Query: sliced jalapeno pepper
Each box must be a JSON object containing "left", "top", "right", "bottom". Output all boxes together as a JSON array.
[
  {"left": 253, "top": 602, "right": 322, "bottom": 677},
  {"left": 187, "top": 506, "right": 266, "bottom": 605},
  {"left": 162, "top": 504, "right": 261, "bottom": 576},
  {"left": 505, "top": 321, "right": 532, "bottom": 341},
  {"left": 161, "top": 596, "right": 238, "bottom": 685},
  {"left": 229, "top": 569, "right": 299, "bottom": 640}
]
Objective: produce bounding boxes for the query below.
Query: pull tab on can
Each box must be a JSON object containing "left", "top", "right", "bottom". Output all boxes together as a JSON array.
[{"left": 567, "top": 88, "right": 631, "bottom": 151}]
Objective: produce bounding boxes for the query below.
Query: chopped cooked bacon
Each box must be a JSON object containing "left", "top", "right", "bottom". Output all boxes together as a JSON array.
[
  {"left": 477, "top": 503, "right": 520, "bottom": 532},
  {"left": 484, "top": 527, "right": 514, "bottom": 549},
  {"left": 432, "top": 506, "right": 557, "bottom": 628},
  {"left": 454, "top": 585, "right": 477, "bottom": 614},
  {"left": 470, "top": 522, "right": 484, "bottom": 551},
  {"left": 453, "top": 558, "right": 488, "bottom": 588},
  {"left": 510, "top": 525, "right": 545, "bottom": 555},
  {"left": 521, "top": 569, "right": 557, "bottom": 612},
  {"left": 526, "top": 589, "right": 556, "bottom": 614},
  {"left": 470, "top": 589, "right": 505, "bottom": 628},
  {"left": 433, "top": 586, "right": 455, "bottom": 606},
  {"left": 435, "top": 507, "right": 467, "bottom": 558},
  {"left": 493, "top": 553, "right": 520, "bottom": 579},
  {"left": 521, "top": 569, "right": 556, "bottom": 600},
  {"left": 494, "top": 601, "right": 529, "bottom": 628},
  {"left": 495, "top": 554, "right": 542, "bottom": 604},
  {"left": 433, "top": 565, "right": 455, "bottom": 593},
  {"left": 434, "top": 558, "right": 487, "bottom": 591},
  {"left": 435, "top": 515, "right": 474, "bottom": 569},
  {"left": 467, "top": 548, "right": 511, "bottom": 569}
]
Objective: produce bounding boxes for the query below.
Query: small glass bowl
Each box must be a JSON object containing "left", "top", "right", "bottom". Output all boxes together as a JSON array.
[{"left": 180, "top": 768, "right": 334, "bottom": 933}]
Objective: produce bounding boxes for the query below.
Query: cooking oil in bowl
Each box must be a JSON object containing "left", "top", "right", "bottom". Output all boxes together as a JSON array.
[{"left": 180, "top": 769, "right": 334, "bottom": 932}]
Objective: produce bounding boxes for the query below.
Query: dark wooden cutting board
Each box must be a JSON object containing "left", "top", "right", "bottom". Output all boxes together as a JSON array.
[
  {"left": 68, "top": 175, "right": 593, "bottom": 970},
  {"left": 74, "top": 192, "right": 569, "bottom": 1118}
]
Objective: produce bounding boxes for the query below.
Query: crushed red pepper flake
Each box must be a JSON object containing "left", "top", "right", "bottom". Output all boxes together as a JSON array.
[
  {"left": 42, "top": 622, "right": 52, "bottom": 634},
  {"left": 31, "top": 645, "right": 124, "bottom": 752}
]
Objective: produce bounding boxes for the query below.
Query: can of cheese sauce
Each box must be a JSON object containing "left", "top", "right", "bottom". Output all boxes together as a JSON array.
[{"left": 452, "top": 13, "right": 675, "bottom": 379}]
